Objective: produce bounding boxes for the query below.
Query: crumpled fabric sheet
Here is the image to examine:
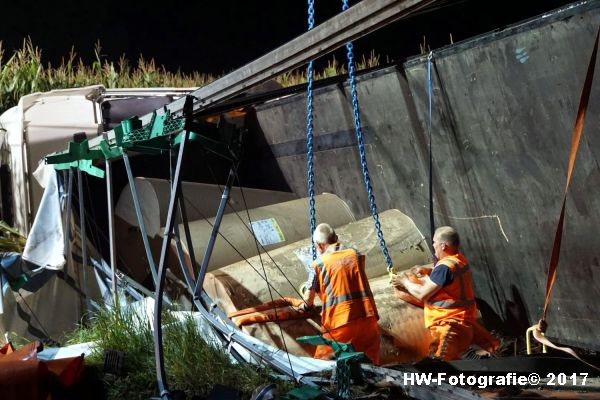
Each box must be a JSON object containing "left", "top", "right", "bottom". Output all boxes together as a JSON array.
[{"left": 22, "top": 164, "right": 65, "bottom": 271}]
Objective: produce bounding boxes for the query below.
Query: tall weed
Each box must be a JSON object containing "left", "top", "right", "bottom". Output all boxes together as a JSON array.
[{"left": 67, "top": 304, "right": 271, "bottom": 399}]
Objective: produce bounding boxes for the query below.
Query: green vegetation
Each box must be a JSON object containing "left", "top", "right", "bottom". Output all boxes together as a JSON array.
[
  {"left": 67, "top": 304, "right": 276, "bottom": 400},
  {"left": 275, "top": 50, "right": 382, "bottom": 87},
  {"left": 0, "top": 39, "right": 381, "bottom": 113},
  {"left": 0, "top": 220, "right": 26, "bottom": 252},
  {"left": 0, "top": 40, "right": 214, "bottom": 113}
]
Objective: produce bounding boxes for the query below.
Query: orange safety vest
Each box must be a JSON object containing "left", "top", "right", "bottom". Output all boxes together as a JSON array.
[
  {"left": 424, "top": 253, "right": 477, "bottom": 328},
  {"left": 312, "top": 243, "right": 378, "bottom": 331}
]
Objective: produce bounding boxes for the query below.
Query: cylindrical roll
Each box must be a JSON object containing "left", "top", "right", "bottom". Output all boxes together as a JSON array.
[
  {"left": 115, "top": 178, "right": 298, "bottom": 237},
  {"left": 204, "top": 209, "right": 432, "bottom": 363},
  {"left": 182, "top": 193, "right": 355, "bottom": 271}
]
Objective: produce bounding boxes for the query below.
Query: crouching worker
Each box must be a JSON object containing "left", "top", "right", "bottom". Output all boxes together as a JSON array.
[
  {"left": 392, "top": 226, "right": 499, "bottom": 361},
  {"left": 302, "top": 223, "right": 380, "bottom": 364}
]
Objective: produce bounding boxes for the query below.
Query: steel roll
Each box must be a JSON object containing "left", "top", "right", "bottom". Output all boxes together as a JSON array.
[
  {"left": 204, "top": 209, "right": 432, "bottom": 362},
  {"left": 180, "top": 193, "right": 355, "bottom": 271}
]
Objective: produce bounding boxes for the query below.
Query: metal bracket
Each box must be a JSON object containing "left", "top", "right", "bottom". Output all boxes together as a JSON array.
[
  {"left": 46, "top": 138, "right": 106, "bottom": 178},
  {"left": 297, "top": 335, "right": 364, "bottom": 399}
]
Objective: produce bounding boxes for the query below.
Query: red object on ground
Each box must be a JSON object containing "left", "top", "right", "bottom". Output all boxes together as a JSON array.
[{"left": 0, "top": 341, "right": 86, "bottom": 400}]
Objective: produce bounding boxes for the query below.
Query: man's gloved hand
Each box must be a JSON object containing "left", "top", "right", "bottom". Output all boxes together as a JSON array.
[
  {"left": 391, "top": 273, "right": 407, "bottom": 289},
  {"left": 410, "top": 265, "right": 430, "bottom": 277},
  {"left": 299, "top": 303, "right": 313, "bottom": 312}
]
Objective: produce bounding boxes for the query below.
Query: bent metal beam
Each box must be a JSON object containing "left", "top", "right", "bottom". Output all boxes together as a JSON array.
[
  {"left": 65, "top": 0, "right": 435, "bottom": 153},
  {"left": 174, "top": 0, "right": 437, "bottom": 113}
]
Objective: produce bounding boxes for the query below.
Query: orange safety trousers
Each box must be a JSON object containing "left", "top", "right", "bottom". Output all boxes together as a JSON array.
[
  {"left": 428, "top": 320, "right": 473, "bottom": 361},
  {"left": 314, "top": 316, "right": 380, "bottom": 365},
  {"left": 428, "top": 320, "right": 500, "bottom": 360}
]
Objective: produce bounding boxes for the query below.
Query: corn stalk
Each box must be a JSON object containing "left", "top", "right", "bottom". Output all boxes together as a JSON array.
[
  {"left": 0, "top": 220, "right": 26, "bottom": 253},
  {"left": 1, "top": 39, "right": 382, "bottom": 114}
]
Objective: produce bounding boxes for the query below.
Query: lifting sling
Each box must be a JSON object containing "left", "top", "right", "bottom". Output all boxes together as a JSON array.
[
  {"left": 532, "top": 28, "right": 600, "bottom": 372},
  {"left": 227, "top": 297, "right": 310, "bottom": 327}
]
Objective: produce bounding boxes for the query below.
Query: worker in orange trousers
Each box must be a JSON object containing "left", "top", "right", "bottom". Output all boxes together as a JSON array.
[
  {"left": 303, "top": 223, "right": 380, "bottom": 364},
  {"left": 392, "top": 226, "right": 499, "bottom": 361}
]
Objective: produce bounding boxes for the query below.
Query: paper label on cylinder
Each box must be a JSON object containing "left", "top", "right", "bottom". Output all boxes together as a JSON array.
[{"left": 249, "top": 218, "right": 285, "bottom": 246}]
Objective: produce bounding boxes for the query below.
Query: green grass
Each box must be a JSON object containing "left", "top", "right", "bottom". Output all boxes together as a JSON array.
[{"left": 66, "top": 304, "right": 277, "bottom": 400}]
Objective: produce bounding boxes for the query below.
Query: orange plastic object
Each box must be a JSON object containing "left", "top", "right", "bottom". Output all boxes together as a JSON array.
[
  {"left": 228, "top": 297, "right": 304, "bottom": 318},
  {"left": 228, "top": 297, "right": 309, "bottom": 327},
  {"left": 0, "top": 341, "right": 86, "bottom": 399}
]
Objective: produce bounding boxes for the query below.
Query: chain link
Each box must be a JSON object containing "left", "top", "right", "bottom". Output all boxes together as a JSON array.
[
  {"left": 427, "top": 51, "right": 436, "bottom": 247},
  {"left": 306, "top": 0, "right": 317, "bottom": 261},
  {"left": 342, "top": 0, "right": 393, "bottom": 271}
]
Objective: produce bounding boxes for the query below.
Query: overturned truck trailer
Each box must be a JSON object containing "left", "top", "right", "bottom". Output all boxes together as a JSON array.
[
  {"left": 247, "top": 1, "right": 600, "bottom": 351},
  {"left": 0, "top": 86, "right": 194, "bottom": 341},
  {"left": 6, "top": 0, "right": 600, "bottom": 398}
]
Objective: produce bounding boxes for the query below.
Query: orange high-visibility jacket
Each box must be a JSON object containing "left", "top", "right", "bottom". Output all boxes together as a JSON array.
[
  {"left": 424, "top": 253, "right": 477, "bottom": 328},
  {"left": 312, "top": 243, "right": 379, "bottom": 331}
]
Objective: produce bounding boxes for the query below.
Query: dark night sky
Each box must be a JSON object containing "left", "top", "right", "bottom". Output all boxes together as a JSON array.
[{"left": 1, "top": 0, "right": 576, "bottom": 75}]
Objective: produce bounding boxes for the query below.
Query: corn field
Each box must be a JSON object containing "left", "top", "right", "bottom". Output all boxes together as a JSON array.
[
  {"left": 0, "top": 39, "right": 381, "bottom": 114},
  {"left": 0, "top": 39, "right": 214, "bottom": 113},
  {"left": 275, "top": 50, "right": 382, "bottom": 87}
]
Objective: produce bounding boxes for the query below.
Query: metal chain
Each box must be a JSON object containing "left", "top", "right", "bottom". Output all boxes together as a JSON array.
[
  {"left": 341, "top": 0, "right": 393, "bottom": 271},
  {"left": 427, "top": 51, "right": 437, "bottom": 261},
  {"left": 306, "top": 0, "right": 317, "bottom": 261}
]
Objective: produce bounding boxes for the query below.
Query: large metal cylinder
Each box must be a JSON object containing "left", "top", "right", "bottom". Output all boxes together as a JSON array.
[
  {"left": 204, "top": 209, "right": 432, "bottom": 363},
  {"left": 181, "top": 193, "right": 355, "bottom": 271},
  {"left": 115, "top": 178, "right": 298, "bottom": 237}
]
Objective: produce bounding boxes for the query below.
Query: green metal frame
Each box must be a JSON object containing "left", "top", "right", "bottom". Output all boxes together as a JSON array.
[
  {"left": 45, "top": 139, "right": 106, "bottom": 178},
  {"left": 296, "top": 335, "right": 365, "bottom": 399},
  {"left": 44, "top": 105, "right": 244, "bottom": 178},
  {"left": 45, "top": 109, "right": 187, "bottom": 176}
]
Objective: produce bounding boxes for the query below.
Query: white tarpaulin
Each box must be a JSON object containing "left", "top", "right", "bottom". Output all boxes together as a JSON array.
[{"left": 22, "top": 164, "right": 65, "bottom": 270}]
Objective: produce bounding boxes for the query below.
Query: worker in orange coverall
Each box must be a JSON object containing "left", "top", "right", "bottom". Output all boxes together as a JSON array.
[
  {"left": 392, "top": 226, "right": 499, "bottom": 361},
  {"left": 302, "top": 223, "right": 380, "bottom": 364}
]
